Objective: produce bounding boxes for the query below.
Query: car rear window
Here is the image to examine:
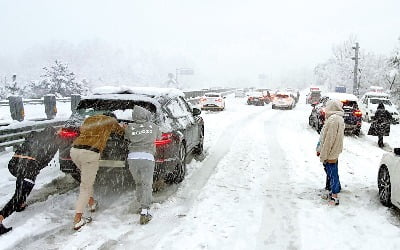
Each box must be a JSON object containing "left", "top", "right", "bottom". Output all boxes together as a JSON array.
[
  {"left": 76, "top": 99, "right": 157, "bottom": 121},
  {"left": 341, "top": 100, "right": 358, "bottom": 109},
  {"left": 276, "top": 94, "right": 289, "bottom": 98},
  {"left": 370, "top": 99, "right": 392, "bottom": 105},
  {"left": 205, "top": 94, "right": 220, "bottom": 97}
]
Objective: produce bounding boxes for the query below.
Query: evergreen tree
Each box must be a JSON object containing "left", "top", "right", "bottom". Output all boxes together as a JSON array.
[{"left": 40, "top": 60, "right": 84, "bottom": 97}]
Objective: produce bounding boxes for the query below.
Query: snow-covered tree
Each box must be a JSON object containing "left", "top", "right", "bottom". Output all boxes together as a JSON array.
[
  {"left": 39, "top": 60, "right": 85, "bottom": 97},
  {"left": 387, "top": 39, "right": 400, "bottom": 105}
]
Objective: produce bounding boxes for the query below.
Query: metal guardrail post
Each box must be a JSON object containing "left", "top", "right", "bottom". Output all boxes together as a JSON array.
[
  {"left": 71, "top": 94, "right": 81, "bottom": 112},
  {"left": 44, "top": 95, "right": 57, "bottom": 119},
  {"left": 8, "top": 96, "right": 24, "bottom": 121}
]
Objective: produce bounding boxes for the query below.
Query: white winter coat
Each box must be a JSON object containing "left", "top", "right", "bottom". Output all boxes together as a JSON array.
[{"left": 318, "top": 99, "right": 345, "bottom": 163}]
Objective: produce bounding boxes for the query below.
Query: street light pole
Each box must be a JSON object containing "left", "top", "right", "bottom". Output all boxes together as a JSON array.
[{"left": 352, "top": 42, "right": 360, "bottom": 96}]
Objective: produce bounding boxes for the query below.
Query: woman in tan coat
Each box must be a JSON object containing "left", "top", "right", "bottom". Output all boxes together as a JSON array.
[{"left": 316, "top": 99, "right": 345, "bottom": 205}]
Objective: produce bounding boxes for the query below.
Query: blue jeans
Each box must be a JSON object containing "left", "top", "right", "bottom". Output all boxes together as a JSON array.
[{"left": 325, "top": 162, "right": 341, "bottom": 194}]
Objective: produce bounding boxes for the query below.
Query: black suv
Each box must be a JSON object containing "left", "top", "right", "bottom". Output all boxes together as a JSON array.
[
  {"left": 308, "top": 93, "right": 362, "bottom": 135},
  {"left": 58, "top": 87, "right": 204, "bottom": 184}
]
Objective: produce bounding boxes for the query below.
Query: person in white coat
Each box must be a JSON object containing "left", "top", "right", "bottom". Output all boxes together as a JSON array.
[{"left": 316, "top": 99, "right": 345, "bottom": 205}]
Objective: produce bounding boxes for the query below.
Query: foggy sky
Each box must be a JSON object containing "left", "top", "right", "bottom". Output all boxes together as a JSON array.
[{"left": 1, "top": 0, "right": 399, "bottom": 87}]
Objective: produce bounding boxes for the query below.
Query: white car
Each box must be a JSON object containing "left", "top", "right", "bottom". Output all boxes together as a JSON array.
[
  {"left": 272, "top": 92, "right": 295, "bottom": 110},
  {"left": 200, "top": 92, "right": 226, "bottom": 111},
  {"left": 360, "top": 97, "right": 399, "bottom": 123},
  {"left": 377, "top": 148, "right": 400, "bottom": 208}
]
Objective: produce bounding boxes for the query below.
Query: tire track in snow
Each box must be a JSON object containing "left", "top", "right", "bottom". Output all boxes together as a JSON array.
[
  {"left": 103, "top": 108, "right": 267, "bottom": 249},
  {"left": 257, "top": 110, "right": 300, "bottom": 249}
]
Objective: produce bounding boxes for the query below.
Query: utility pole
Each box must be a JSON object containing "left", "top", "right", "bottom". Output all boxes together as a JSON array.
[{"left": 352, "top": 42, "right": 360, "bottom": 96}]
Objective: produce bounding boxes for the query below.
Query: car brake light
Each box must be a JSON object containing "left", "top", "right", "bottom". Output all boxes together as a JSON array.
[
  {"left": 58, "top": 129, "right": 79, "bottom": 139},
  {"left": 216, "top": 98, "right": 222, "bottom": 102},
  {"left": 155, "top": 133, "right": 173, "bottom": 146},
  {"left": 320, "top": 108, "right": 325, "bottom": 117},
  {"left": 353, "top": 110, "right": 362, "bottom": 117}
]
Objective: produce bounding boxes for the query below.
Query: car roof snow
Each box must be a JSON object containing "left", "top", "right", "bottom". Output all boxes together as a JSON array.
[
  {"left": 324, "top": 92, "right": 358, "bottom": 102},
  {"left": 91, "top": 86, "right": 184, "bottom": 98}
]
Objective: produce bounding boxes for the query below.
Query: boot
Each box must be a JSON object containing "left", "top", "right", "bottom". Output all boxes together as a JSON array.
[{"left": 0, "top": 223, "right": 12, "bottom": 235}]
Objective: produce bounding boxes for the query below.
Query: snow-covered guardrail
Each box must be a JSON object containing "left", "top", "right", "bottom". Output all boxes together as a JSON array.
[{"left": 0, "top": 119, "right": 67, "bottom": 152}]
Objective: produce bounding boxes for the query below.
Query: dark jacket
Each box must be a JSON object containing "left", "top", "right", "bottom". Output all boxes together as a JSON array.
[
  {"left": 72, "top": 114, "right": 125, "bottom": 153},
  {"left": 9, "top": 126, "right": 60, "bottom": 179},
  {"left": 368, "top": 103, "right": 392, "bottom": 136}
]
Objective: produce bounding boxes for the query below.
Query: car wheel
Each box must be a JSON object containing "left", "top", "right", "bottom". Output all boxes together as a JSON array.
[
  {"left": 353, "top": 129, "right": 360, "bottom": 136},
  {"left": 272, "top": 105, "right": 275, "bottom": 109},
  {"left": 308, "top": 115, "right": 313, "bottom": 127},
  {"left": 194, "top": 128, "right": 204, "bottom": 157},
  {"left": 167, "top": 142, "right": 187, "bottom": 184},
  {"left": 378, "top": 165, "right": 392, "bottom": 207},
  {"left": 317, "top": 120, "right": 322, "bottom": 134}
]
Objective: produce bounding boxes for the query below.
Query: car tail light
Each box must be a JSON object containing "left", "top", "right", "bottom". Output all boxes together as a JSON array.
[
  {"left": 155, "top": 133, "right": 173, "bottom": 146},
  {"left": 249, "top": 97, "right": 254, "bottom": 100},
  {"left": 200, "top": 97, "right": 207, "bottom": 102},
  {"left": 58, "top": 128, "right": 79, "bottom": 139},
  {"left": 353, "top": 110, "right": 362, "bottom": 117},
  {"left": 216, "top": 98, "right": 222, "bottom": 102}
]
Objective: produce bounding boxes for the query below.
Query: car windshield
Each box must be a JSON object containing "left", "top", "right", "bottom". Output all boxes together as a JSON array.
[{"left": 370, "top": 99, "right": 392, "bottom": 105}]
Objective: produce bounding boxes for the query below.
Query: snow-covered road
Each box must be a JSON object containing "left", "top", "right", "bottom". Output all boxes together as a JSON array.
[{"left": 1, "top": 93, "right": 400, "bottom": 250}]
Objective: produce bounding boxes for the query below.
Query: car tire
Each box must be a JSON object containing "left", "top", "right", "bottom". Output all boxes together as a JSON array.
[
  {"left": 167, "top": 142, "right": 187, "bottom": 184},
  {"left": 272, "top": 105, "right": 275, "bottom": 109},
  {"left": 317, "top": 120, "right": 322, "bottom": 134},
  {"left": 378, "top": 165, "right": 392, "bottom": 207},
  {"left": 308, "top": 115, "right": 313, "bottom": 127},
  {"left": 194, "top": 128, "right": 204, "bottom": 157},
  {"left": 353, "top": 129, "right": 360, "bottom": 136}
]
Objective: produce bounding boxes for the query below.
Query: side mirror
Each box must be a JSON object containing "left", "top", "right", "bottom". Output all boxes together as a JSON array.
[
  {"left": 311, "top": 103, "right": 316, "bottom": 107},
  {"left": 192, "top": 107, "right": 201, "bottom": 116},
  {"left": 223, "top": 96, "right": 226, "bottom": 99}
]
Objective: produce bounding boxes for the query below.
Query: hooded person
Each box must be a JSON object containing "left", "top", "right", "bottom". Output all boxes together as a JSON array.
[
  {"left": 368, "top": 103, "right": 392, "bottom": 147},
  {"left": 124, "top": 105, "right": 161, "bottom": 225},
  {"left": 316, "top": 99, "right": 345, "bottom": 205},
  {"left": 0, "top": 126, "right": 60, "bottom": 235}
]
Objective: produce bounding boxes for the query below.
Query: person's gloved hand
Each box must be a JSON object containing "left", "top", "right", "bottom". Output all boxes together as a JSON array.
[{"left": 316, "top": 152, "right": 320, "bottom": 156}]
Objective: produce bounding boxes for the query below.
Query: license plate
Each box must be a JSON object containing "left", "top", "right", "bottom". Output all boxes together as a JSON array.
[{"left": 344, "top": 113, "right": 350, "bottom": 117}]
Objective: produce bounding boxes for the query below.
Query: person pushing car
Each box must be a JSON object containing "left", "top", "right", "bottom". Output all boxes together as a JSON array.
[
  {"left": 70, "top": 112, "right": 125, "bottom": 230},
  {"left": 125, "top": 105, "right": 161, "bottom": 225},
  {"left": 0, "top": 126, "right": 59, "bottom": 235}
]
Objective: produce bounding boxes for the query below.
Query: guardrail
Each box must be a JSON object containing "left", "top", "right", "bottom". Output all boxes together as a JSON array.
[
  {"left": 0, "top": 97, "right": 71, "bottom": 106},
  {"left": 0, "top": 119, "right": 67, "bottom": 152}
]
